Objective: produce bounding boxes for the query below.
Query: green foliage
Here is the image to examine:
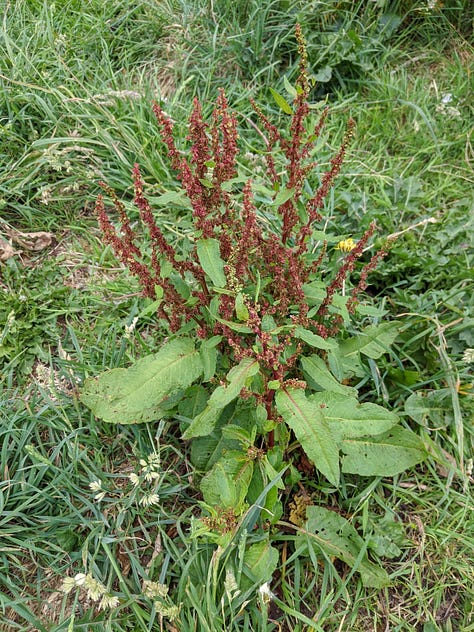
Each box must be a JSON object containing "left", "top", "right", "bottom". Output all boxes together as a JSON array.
[{"left": 80, "top": 28, "right": 430, "bottom": 591}]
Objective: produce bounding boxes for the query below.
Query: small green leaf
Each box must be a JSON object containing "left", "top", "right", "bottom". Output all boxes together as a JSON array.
[
  {"left": 243, "top": 541, "right": 279, "bottom": 585},
  {"left": 301, "top": 354, "right": 357, "bottom": 396},
  {"left": 295, "top": 327, "right": 337, "bottom": 350},
  {"left": 275, "top": 388, "right": 340, "bottom": 486},
  {"left": 183, "top": 357, "right": 260, "bottom": 438},
  {"left": 196, "top": 238, "right": 227, "bottom": 287},
  {"left": 341, "top": 426, "right": 427, "bottom": 477},
  {"left": 339, "top": 323, "right": 399, "bottom": 360},
  {"left": 199, "top": 338, "right": 220, "bottom": 382},
  {"left": 199, "top": 177, "right": 214, "bottom": 188},
  {"left": 269, "top": 87, "right": 293, "bottom": 114},
  {"left": 302, "top": 282, "right": 326, "bottom": 308},
  {"left": 235, "top": 292, "right": 249, "bottom": 321},
  {"left": 299, "top": 506, "right": 390, "bottom": 588},
  {"left": 283, "top": 75, "right": 298, "bottom": 98},
  {"left": 271, "top": 188, "right": 295, "bottom": 207},
  {"left": 80, "top": 338, "right": 202, "bottom": 424},
  {"left": 200, "top": 455, "right": 254, "bottom": 509},
  {"left": 314, "top": 65, "right": 333, "bottom": 83}
]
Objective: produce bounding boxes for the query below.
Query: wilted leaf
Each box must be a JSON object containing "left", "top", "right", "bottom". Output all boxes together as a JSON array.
[{"left": 298, "top": 505, "right": 390, "bottom": 588}]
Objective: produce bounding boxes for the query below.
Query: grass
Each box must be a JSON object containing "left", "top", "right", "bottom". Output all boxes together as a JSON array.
[{"left": 1, "top": 0, "right": 473, "bottom": 630}]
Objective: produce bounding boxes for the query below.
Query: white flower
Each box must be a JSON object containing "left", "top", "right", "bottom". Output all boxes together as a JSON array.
[
  {"left": 124, "top": 316, "right": 139, "bottom": 339},
  {"left": 129, "top": 472, "right": 140, "bottom": 486},
  {"left": 89, "top": 480, "right": 102, "bottom": 492},
  {"left": 99, "top": 594, "right": 120, "bottom": 610},
  {"left": 463, "top": 348, "right": 474, "bottom": 363},
  {"left": 139, "top": 493, "right": 160, "bottom": 507},
  {"left": 61, "top": 576, "right": 77, "bottom": 594},
  {"left": 143, "top": 580, "right": 169, "bottom": 599},
  {"left": 258, "top": 582, "right": 275, "bottom": 604},
  {"left": 83, "top": 574, "right": 107, "bottom": 601},
  {"left": 74, "top": 573, "right": 87, "bottom": 586}
]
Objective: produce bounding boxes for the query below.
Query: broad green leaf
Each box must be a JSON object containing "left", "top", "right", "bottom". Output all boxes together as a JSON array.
[
  {"left": 235, "top": 292, "right": 249, "bottom": 321},
  {"left": 275, "top": 388, "right": 340, "bottom": 486},
  {"left": 200, "top": 454, "right": 254, "bottom": 509},
  {"left": 309, "top": 392, "right": 399, "bottom": 441},
  {"left": 243, "top": 541, "right": 279, "bottom": 586},
  {"left": 150, "top": 190, "right": 187, "bottom": 206},
  {"left": 295, "top": 326, "right": 337, "bottom": 350},
  {"left": 302, "top": 281, "right": 326, "bottom": 308},
  {"left": 269, "top": 87, "right": 293, "bottom": 115},
  {"left": 183, "top": 357, "right": 260, "bottom": 438},
  {"left": 298, "top": 506, "right": 390, "bottom": 588},
  {"left": 301, "top": 354, "right": 357, "bottom": 396},
  {"left": 339, "top": 322, "right": 399, "bottom": 359},
  {"left": 196, "top": 238, "right": 226, "bottom": 287},
  {"left": 341, "top": 426, "right": 427, "bottom": 477},
  {"left": 80, "top": 338, "right": 202, "bottom": 424},
  {"left": 271, "top": 187, "right": 295, "bottom": 207}
]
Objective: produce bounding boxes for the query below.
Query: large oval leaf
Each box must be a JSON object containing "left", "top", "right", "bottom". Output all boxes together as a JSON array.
[
  {"left": 275, "top": 388, "right": 340, "bottom": 486},
  {"left": 309, "top": 392, "right": 399, "bottom": 441},
  {"left": 80, "top": 338, "right": 202, "bottom": 424},
  {"left": 301, "top": 354, "right": 357, "bottom": 396},
  {"left": 341, "top": 426, "right": 427, "bottom": 476}
]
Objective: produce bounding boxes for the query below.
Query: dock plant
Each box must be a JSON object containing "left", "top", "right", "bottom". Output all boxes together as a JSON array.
[{"left": 81, "top": 26, "right": 427, "bottom": 588}]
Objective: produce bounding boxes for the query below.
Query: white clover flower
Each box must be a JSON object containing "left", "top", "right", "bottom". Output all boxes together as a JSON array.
[
  {"left": 155, "top": 603, "right": 179, "bottom": 620},
  {"left": 74, "top": 573, "right": 87, "bottom": 586},
  {"left": 83, "top": 574, "right": 107, "bottom": 601},
  {"left": 139, "top": 493, "right": 160, "bottom": 507},
  {"left": 129, "top": 472, "right": 140, "bottom": 486},
  {"left": 143, "top": 580, "right": 169, "bottom": 599},
  {"left": 463, "top": 348, "right": 474, "bottom": 363},
  {"left": 98, "top": 594, "right": 120, "bottom": 610},
  {"left": 61, "top": 576, "right": 77, "bottom": 594}
]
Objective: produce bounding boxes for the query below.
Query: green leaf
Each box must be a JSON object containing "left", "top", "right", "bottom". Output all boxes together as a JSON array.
[
  {"left": 243, "top": 541, "right": 279, "bottom": 585},
  {"left": 235, "top": 292, "right": 249, "bottom": 321},
  {"left": 314, "top": 65, "right": 333, "bottom": 83},
  {"left": 209, "top": 312, "right": 253, "bottom": 333},
  {"left": 295, "top": 327, "right": 337, "bottom": 351},
  {"left": 80, "top": 338, "right": 202, "bottom": 424},
  {"left": 271, "top": 187, "right": 295, "bottom": 207},
  {"left": 269, "top": 87, "right": 293, "bottom": 115},
  {"left": 196, "top": 238, "right": 227, "bottom": 287},
  {"left": 200, "top": 454, "right": 254, "bottom": 509},
  {"left": 301, "top": 354, "right": 357, "bottom": 396},
  {"left": 275, "top": 388, "right": 340, "bottom": 486},
  {"left": 199, "top": 336, "right": 221, "bottom": 382},
  {"left": 339, "top": 323, "right": 399, "bottom": 360},
  {"left": 341, "top": 426, "right": 427, "bottom": 477},
  {"left": 299, "top": 506, "right": 390, "bottom": 588},
  {"left": 309, "top": 392, "right": 399, "bottom": 441},
  {"left": 183, "top": 357, "right": 260, "bottom": 438},
  {"left": 302, "top": 281, "right": 326, "bottom": 308},
  {"left": 283, "top": 75, "right": 298, "bottom": 98}
]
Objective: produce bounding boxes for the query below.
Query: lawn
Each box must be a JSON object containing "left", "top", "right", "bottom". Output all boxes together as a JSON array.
[{"left": 0, "top": 1, "right": 473, "bottom": 631}]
